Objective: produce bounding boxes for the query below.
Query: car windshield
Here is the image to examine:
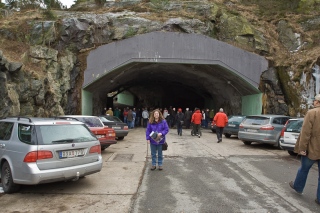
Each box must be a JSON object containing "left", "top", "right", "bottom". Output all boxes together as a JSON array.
[
  {"left": 36, "top": 124, "right": 97, "bottom": 145},
  {"left": 77, "top": 117, "right": 104, "bottom": 127},
  {"left": 285, "top": 120, "right": 303, "bottom": 133},
  {"left": 243, "top": 117, "right": 269, "bottom": 125},
  {"left": 229, "top": 116, "right": 245, "bottom": 122}
]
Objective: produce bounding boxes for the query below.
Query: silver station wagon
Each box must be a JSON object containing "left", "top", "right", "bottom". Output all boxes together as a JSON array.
[
  {"left": 0, "top": 117, "right": 103, "bottom": 193},
  {"left": 238, "top": 115, "right": 291, "bottom": 148}
]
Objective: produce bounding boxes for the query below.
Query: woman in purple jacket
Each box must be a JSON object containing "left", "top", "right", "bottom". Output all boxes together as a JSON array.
[{"left": 146, "top": 109, "right": 169, "bottom": 170}]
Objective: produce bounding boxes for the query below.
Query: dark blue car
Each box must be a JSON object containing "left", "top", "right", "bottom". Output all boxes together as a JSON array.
[{"left": 223, "top": 115, "right": 246, "bottom": 138}]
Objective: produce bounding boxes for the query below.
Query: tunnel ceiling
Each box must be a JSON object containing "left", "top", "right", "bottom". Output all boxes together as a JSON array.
[{"left": 85, "top": 62, "right": 260, "bottom": 100}]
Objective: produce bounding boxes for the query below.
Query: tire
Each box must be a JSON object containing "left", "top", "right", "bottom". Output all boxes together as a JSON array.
[
  {"left": 101, "top": 145, "right": 110, "bottom": 151},
  {"left": 243, "top": 141, "right": 252, "bottom": 145},
  {"left": 288, "top": 151, "right": 297, "bottom": 156},
  {"left": 224, "top": 133, "right": 231, "bottom": 138},
  {"left": 1, "top": 161, "right": 20, "bottom": 193},
  {"left": 117, "top": 137, "right": 124, "bottom": 140}
]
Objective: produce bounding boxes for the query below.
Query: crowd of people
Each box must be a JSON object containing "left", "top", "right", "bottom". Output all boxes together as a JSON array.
[{"left": 102, "top": 106, "right": 219, "bottom": 131}]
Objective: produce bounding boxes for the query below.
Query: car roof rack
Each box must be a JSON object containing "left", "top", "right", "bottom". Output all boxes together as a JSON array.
[
  {"left": 5, "top": 116, "right": 33, "bottom": 123},
  {"left": 55, "top": 116, "right": 79, "bottom": 121}
]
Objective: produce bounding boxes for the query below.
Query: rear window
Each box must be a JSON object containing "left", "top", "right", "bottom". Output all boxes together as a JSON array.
[
  {"left": 77, "top": 117, "right": 104, "bottom": 127},
  {"left": 242, "top": 117, "right": 269, "bottom": 125},
  {"left": 36, "top": 124, "right": 97, "bottom": 145},
  {"left": 229, "top": 116, "right": 245, "bottom": 123},
  {"left": 100, "top": 116, "right": 122, "bottom": 122},
  {"left": 285, "top": 120, "right": 303, "bottom": 133}
]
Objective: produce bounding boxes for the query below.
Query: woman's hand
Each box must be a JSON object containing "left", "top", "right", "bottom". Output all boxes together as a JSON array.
[{"left": 147, "top": 140, "right": 150, "bottom": 144}]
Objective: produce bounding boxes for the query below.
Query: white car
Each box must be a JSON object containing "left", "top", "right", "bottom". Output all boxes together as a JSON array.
[{"left": 279, "top": 118, "right": 304, "bottom": 155}]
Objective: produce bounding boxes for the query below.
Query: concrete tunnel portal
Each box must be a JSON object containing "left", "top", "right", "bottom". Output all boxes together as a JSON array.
[{"left": 82, "top": 32, "right": 268, "bottom": 116}]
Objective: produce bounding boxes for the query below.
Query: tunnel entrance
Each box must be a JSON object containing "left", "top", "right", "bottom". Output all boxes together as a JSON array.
[{"left": 82, "top": 32, "right": 268, "bottom": 115}]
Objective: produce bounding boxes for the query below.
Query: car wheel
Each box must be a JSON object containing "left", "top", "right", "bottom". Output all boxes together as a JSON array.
[
  {"left": 1, "top": 161, "right": 20, "bottom": 193},
  {"left": 224, "top": 133, "right": 231, "bottom": 138},
  {"left": 243, "top": 141, "right": 252, "bottom": 145},
  {"left": 288, "top": 151, "right": 297, "bottom": 156},
  {"left": 276, "top": 138, "right": 283, "bottom": 150},
  {"left": 117, "top": 137, "right": 124, "bottom": 140}
]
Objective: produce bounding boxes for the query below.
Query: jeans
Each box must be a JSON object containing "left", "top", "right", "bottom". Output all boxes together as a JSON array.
[
  {"left": 143, "top": 118, "right": 148, "bottom": 128},
  {"left": 150, "top": 143, "right": 163, "bottom": 166},
  {"left": 216, "top": 127, "right": 224, "bottom": 140},
  {"left": 293, "top": 155, "right": 320, "bottom": 199}
]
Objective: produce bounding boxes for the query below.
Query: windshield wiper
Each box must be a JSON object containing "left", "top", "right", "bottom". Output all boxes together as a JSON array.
[{"left": 52, "top": 139, "right": 74, "bottom": 143}]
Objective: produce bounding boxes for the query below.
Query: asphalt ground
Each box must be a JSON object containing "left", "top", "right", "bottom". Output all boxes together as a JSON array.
[{"left": 0, "top": 127, "right": 319, "bottom": 213}]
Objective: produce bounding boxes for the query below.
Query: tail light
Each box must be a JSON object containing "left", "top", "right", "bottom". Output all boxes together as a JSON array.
[
  {"left": 260, "top": 124, "right": 274, "bottom": 130},
  {"left": 24, "top": 151, "right": 53, "bottom": 162},
  {"left": 280, "top": 120, "right": 289, "bottom": 139},
  {"left": 239, "top": 123, "right": 244, "bottom": 128},
  {"left": 90, "top": 145, "right": 101, "bottom": 154},
  {"left": 123, "top": 126, "right": 128, "bottom": 130},
  {"left": 107, "top": 130, "right": 116, "bottom": 137},
  {"left": 280, "top": 127, "right": 285, "bottom": 139}
]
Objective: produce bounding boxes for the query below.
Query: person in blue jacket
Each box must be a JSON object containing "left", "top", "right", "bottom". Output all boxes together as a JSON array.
[{"left": 146, "top": 109, "right": 169, "bottom": 171}]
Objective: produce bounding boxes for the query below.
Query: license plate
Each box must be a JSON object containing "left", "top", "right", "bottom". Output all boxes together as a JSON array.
[
  {"left": 112, "top": 127, "right": 121, "bottom": 129},
  {"left": 96, "top": 135, "right": 104, "bottom": 138},
  {"left": 59, "top": 149, "right": 85, "bottom": 158},
  {"left": 246, "top": 129, "right": 257, "bottom": 133},
  {"left": 228, "top": 124, "right": 236, "bottom": 127}
]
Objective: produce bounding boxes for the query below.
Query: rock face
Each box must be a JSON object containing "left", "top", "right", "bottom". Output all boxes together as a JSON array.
[{"left": 0, "top": 0, "right": 319, "bottom": 117}]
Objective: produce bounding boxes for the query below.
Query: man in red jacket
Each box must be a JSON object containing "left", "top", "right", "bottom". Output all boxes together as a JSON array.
[
  {"left": 213, "top": 108, "right": 228, "bottom": 143},
  {"left": 191, "top": 108, "right": 202, "bottom": 138}
]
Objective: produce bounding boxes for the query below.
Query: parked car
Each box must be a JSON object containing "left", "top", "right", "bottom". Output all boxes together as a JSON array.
[
  {"left": 279, "top": 118, "right": 304, "bottom": 155},
  {"left": 223, "top": 115, "right": 246, "bottom": 138},
  {"left": 238, "top": 115, "right": 291, "bottom": 148},
  {"left": 0, "top": 117, "right": 103, "bottom": 193},
  {"left": 98, "top": 115, "right": 129, "bottom": 140},
  {"left": 57, "top": 115, "right": 117, "bottom": 150}
]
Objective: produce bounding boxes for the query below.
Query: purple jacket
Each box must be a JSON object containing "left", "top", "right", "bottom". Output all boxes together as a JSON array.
[{"left": 146, "top": 120, "right": 169, "bottom": 145}]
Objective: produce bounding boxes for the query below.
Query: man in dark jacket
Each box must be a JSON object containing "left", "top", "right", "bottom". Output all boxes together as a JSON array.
[{"left": 184, "top": 108, "right": 192, "bottom": 129}]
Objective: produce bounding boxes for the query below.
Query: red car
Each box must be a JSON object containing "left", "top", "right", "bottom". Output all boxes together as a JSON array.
[{"left": 57, "top": 115, "right": 117, "bottom": 150}]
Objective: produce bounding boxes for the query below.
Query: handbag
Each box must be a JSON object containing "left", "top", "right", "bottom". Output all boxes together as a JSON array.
[{"left": 162, "top": 141, "right": 168, "bottom": 151}]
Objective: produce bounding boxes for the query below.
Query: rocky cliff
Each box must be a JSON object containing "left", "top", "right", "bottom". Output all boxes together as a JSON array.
[{"left": 1, "top": 0, "right": 320, "bottom": 117}]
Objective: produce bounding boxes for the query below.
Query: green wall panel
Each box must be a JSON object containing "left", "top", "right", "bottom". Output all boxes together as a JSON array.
[
  {"left": 82, "top": 90, "right": 93, "bottom": 115},
  {"left": 242, "top": 93, "right": 262, "bottom": 115}
]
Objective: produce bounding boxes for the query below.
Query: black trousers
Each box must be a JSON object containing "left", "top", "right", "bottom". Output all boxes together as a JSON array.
[{"left": 216, "top": 127, "right": 224, "bottom": 140}]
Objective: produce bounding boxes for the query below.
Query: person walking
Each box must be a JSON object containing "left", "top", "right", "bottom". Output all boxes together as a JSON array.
[
  {"left": 205, "top": 108, "right": 210, "bottom": 129},
  {"left": 175, "top": 108, "right": 184, "bottom": 136},
  {"left": 191, "top": 108, "right": 202, "bottom": 138},
  {"left": 289, "top": 94, "right": 320, "bottom": 205},
  {"left": 146, "top": 109, "right": 169, "bottom": 171},
  {"left": 142, "top": 108, "right": 149, "bottom": 128},
  {"left": 184, "top": 108, "right": 192, "bottom": 129},
  {"left": 114, "top": 107, "right": 120, "bottom": 118},
  {"left": 127, "top": 109, "right": 134, "bottom": 129},
  {"left": 106, "top": 107, "right": 113, "bottom": 116},
  {"left": 213, "top": 108, "right": 228, "bottom": 143}
]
